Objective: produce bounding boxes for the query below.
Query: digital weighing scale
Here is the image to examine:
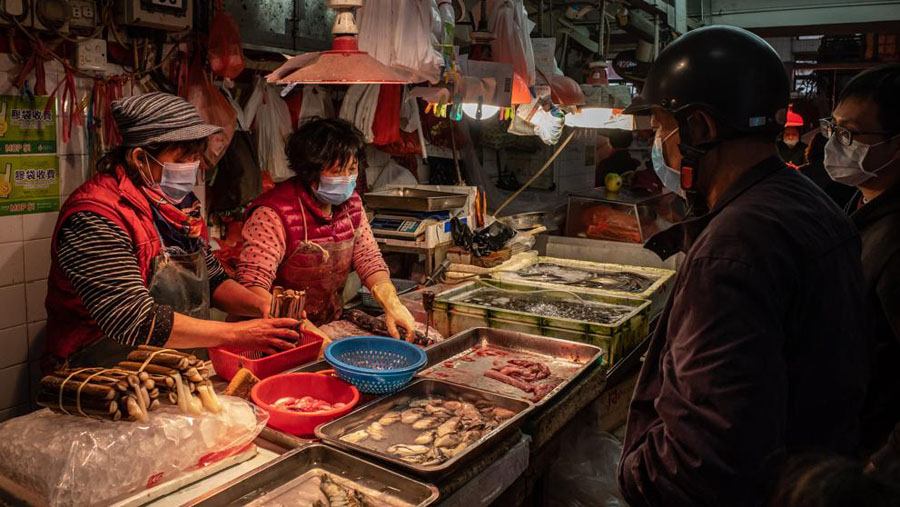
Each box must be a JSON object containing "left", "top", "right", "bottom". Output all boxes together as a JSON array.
[{"left": 370, "top": 210, "right": 451, "bottom": 239}]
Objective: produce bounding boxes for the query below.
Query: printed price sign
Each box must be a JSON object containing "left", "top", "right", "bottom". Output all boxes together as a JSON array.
[
  {"left": 0, "top": 95, "right": 57, "bottom": 155},
  {"left": 0, "top": 155, "right": 60, "bottom": 215}
]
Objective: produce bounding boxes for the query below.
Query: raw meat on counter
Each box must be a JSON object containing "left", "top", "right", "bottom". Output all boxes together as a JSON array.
[
  {"left": 320, "top": 309, "right": 444, "bottom": 346},
  {"left": 273, "top": 396, "right": 345, "bottom": 413},
  {"left": 484, "top": 358, "right": 555, "bottom": 402}
]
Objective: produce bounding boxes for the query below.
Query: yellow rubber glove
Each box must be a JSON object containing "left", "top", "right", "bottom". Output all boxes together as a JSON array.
[
  {"left": 371, "top": 280, "right": 417, "bottom": 341},
  {"left": 301, "top": 319, "right": 333, "bottom": 359}
]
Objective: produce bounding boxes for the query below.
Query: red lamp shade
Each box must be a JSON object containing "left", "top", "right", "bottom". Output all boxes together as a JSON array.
[
  {"left": 550, "top": 74, "right": 585, "bottom": 106},
  {"left": 785, "top": 104, "right": 803, "bottom": 128},
  {"left": 511, "top": 73, "right": 532, "bottom": 105},
  {"left": 268, "top": 37, "right": 408, "bottom": 85}
]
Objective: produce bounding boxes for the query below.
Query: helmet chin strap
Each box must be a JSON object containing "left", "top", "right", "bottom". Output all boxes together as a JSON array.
[{"left": 674, "top": 114, "right": 718, "bottom": 216}]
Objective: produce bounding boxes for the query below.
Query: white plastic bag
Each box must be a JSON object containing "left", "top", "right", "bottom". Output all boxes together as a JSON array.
[
  {"left": 0, "top": 397, "right": 266, "bottom": 507},
  {"left": 364, "top": 146, "right": 417, "bottom": 191},
  {"left": 359, "top": 0, "right": 443, "bottom": 84},
  {"left": 339, "top": 84, "right": 381, "bottom": 143},
  {"left": 489, "top": 0, "right": 536, "bottom": 86},
  {"left": 298, "top": 85, "right": 335, "bottom": 122},
  {"left": 253, "top": 79, "right": 294, "bottom": 182}
]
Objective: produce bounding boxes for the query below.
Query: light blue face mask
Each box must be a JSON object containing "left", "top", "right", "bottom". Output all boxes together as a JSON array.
[
  {"left": 315, "top": 174, "right": 357, "bottom": 205},
  {"left": 651, "top": 129, "right": 686, "bottom": 199}
]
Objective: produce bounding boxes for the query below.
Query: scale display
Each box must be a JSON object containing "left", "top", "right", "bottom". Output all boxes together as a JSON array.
[{"left": 371, "top": 215, "right": 428, "bottom": 239}]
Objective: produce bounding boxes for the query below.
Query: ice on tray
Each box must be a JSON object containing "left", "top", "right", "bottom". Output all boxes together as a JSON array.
[
  {"left": 507, "top": 262, "right": 658, "bottom": 293},
  {"left": 454, "top": 287, "right": 635, "bottom": 324}
]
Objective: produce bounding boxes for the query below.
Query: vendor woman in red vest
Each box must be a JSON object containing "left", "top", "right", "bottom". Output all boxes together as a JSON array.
[
  {"left": 237, "top": 118, "right": 416, "bottom": 342},
  {"left": 43, "top": 93, "right": 300, "bottom": 370}
]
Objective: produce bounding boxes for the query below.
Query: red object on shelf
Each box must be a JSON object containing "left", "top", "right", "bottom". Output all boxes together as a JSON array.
[
  {"left": 208, "top": 330, "right": 323, "bottom": 381},
  {"left": 372, "top": 84, "right": 402, "bottom": 146},
  {"left": 251, "top": 372, "right": 360, "bottom": 436}
]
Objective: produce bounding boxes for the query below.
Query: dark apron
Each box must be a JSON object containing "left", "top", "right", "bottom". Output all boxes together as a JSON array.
[
  {"left": 64, "top": 234, "right": 211, "bottom": 368},
  {"left": 275, "top": 194, "right": 356, "bottom": 326}
]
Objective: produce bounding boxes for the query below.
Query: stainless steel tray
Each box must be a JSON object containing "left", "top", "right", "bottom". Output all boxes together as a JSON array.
[
  {"left": 417, "top": 327, "right": 603, "bottom": 406},
  {"left": 186, "top": 444, "right": 439, "bottom": 507},
  {"left": 364, "top": 188, "right": 468, "bottom": 212},
  {"left": 317, "top": 379, "right": 532, "bottom": 478}
]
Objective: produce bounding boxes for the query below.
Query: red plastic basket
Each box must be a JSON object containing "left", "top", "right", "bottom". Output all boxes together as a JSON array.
[
  {"left": 208, "top": 330, "right": 323, "bottom": 381},
  {"left": 251, "top": 371, "right": 359, "bottom": 436}
]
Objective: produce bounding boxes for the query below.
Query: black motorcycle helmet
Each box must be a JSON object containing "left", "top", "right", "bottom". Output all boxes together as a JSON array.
[{"left": 626, "top": 25, "right": 789, "bottom": 209}]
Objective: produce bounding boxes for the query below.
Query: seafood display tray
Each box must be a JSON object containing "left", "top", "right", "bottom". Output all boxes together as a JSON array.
[
  {"left": 417, "top": 328, "right": 603, "bottom": 407},
  {"left": 317, "top": 379, "right": 532, "bottom": 478},
  {"left": 432, "top": 280, "right": 650, "bottom": 365},
  {"left": 490, "top": 256, "right": 675, "bottom": 315},
  {"left": 187, "top": 444, "right": 438, "bottom": 507}
]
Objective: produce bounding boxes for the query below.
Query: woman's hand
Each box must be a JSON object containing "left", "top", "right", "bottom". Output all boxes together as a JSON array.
[
  {"left": 227, "top": 317, "right": 300, "bottom": 354},
  {"left": 384, "top": 304, "right": 417, "bottom": 341},
  {"left": 370, "top": 279, "right": 418, "bottom": 341}
]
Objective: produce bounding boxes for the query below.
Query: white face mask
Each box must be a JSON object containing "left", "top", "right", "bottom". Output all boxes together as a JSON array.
[
  {"left": 783, "top": 138, "right": 799, "bottom": 148},
  {"left": 824, "top": 133, "right": 900, "bottom": 186},
  {"left": 142, "top": 152, "right": 201, "bottom": 203},
  {"left": 651, "top": 128, "right": 686, "bottom": 199}
]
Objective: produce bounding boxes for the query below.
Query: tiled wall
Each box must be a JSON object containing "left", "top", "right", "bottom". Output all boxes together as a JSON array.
[{"left": 0, "top": 57, "right": 93, "bottom": 422}]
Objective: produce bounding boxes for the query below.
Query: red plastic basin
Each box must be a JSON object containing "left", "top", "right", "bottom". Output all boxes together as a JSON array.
[
  {"left": 208, "top": 330, "right": 323, "bottom": 381},
  {"left": 251, "top": 372, "right": 359, "bottom": 436}
]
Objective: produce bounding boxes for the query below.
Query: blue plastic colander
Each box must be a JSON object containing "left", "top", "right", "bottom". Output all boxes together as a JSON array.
[{"left": 324, "top": 336, "right": 427, "bottom": 394}]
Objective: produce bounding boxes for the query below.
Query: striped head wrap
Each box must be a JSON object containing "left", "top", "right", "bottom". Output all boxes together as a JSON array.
[{"left": 111, "top": 92, "right": 222, "bottom": 147}]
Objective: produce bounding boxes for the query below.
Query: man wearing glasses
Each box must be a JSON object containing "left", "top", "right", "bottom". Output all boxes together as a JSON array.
[{"left": 822, "top": 64, "right": 900, "bottom": 470}]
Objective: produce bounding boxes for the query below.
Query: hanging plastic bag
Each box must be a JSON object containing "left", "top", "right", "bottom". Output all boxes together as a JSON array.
[
  {"left": 179, "top": 52, "right": 236, "bottom": 169},
  {"left": 372, "top": 84, "right": 402, "bottom": 146},
  {"left": 298, "top": 86, "right": 334, "bottom": 122},
  {"left": 339, "top": 84, "right": 380, "bottom": 143},
  {"left": 359, "top": 0, "right": 442, "bottom": 84},
  {"left": 253, "top": 80, "right": 293, "bottom": 182},
  {"left": 391, "top": 0, "right": 443, "bottom": 84},
  {"left": 207, "top": 2, "right": 245, "bottom": 79},
  {"left": 210, "top": 130, "right": 262, "bottom": 212},
  {"left": 489, "top": 0, "right": 536, "bottom": 87}
]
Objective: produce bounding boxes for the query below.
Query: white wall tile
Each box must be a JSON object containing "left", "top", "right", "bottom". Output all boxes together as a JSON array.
[
  {"left": 25, "top": 280, "right": 47, "bottom": 323},
  {"left": 23, "top": 212, "right": 59, "bottom": 240},
  {"left": 0, "top": 242, "right": 24, "bottom": 287},
  {"left": 0, "top": 215, "right": 23, "bottom": 243},
  {"left": 0, "top": 364, "right": 30, "bottom": 410},
  {"left": 60, "top": 155, "right": 89, "bottom": 195},
  {"left": 0, "top": 325, "right": 27, "bottom": 369},
  {"left": 0, "top": 284, "right": 26, "bottom": 329},
  {"left": 23, "top": 239, "right": 51, "bottom": 282},
  {"left": 27, "top": 321, "right": 46, "bottom": 363},
  {"left": 0, "top": 404, "right": 29, "bottom": 423}
]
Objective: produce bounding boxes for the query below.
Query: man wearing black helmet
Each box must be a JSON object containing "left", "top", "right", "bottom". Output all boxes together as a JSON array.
[{"left": 617, "top": 26, "right": 868, "bottom": 506}]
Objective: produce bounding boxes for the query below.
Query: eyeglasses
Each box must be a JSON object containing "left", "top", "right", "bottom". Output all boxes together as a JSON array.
[{"left": 819, "top": 118, "right": 892, "bottom": 147}]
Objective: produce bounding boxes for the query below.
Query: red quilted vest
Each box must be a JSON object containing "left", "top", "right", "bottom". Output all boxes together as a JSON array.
[
  {"left": 247, "top": 177, "right": 363, "bottom": 260},
  {"left": 44, "top": 166, "right": 162, "bottom": 360}
]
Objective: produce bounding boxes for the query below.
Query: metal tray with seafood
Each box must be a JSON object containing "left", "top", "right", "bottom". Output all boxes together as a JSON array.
[
  {"left": 432, "top": 280, "right": 650, "bottom": 365},
  {"left": 416, "top": 328, "right": 603, "bottom": 406},
  {"left": 490, "top": 256, "right": 675, "bottom": 315},
  {"left": 316, "top": 379, "right": 532, "bottom": 477},
  {"left": 187, "top": 444, "right": 438, "bottom": 507}
]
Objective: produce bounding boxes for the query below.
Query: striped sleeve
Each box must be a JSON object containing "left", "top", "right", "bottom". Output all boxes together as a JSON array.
[
  {"left": 56, "top": 212, "right": 173, "bottom": 348},
  {"left": 204, "top": 243, "right": 230, "bottom": 293}
]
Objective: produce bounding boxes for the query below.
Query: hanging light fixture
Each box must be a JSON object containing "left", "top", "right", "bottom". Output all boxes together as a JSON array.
[
  {"left": 267, "top": 0, "right": 409, "bottom": 85},
  {"left": 462, "top": 102, "right": 500, "bottom": 120}
]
